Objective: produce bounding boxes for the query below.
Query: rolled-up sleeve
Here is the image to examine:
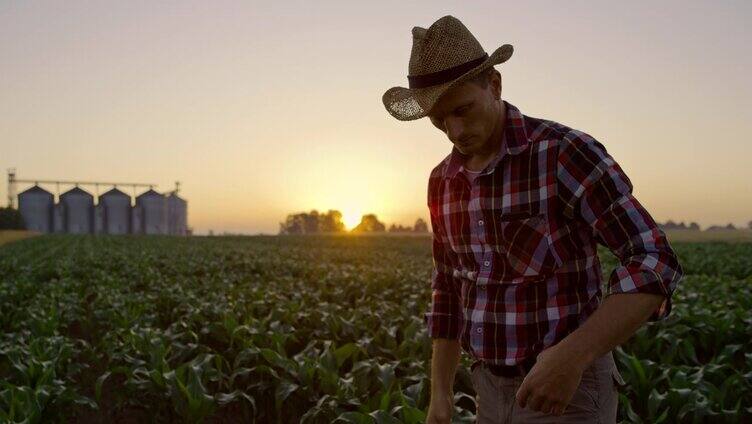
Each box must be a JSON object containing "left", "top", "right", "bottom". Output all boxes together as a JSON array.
[
  {"left": 556, "top": 130, "right": 684, "bottom": 321},
  {"left": 424, "top": 180, "right": 464, "bottom": 339}
]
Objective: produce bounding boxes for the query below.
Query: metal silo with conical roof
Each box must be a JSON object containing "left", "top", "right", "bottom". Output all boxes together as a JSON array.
[
  {"left": 136, "top": 189, "right": 167, "bottom": 235},
  {"left": 17, "top": 185, "right": 54, "bottom": 233},
  {"left": 60, "top": 186, "right": 94, "bottom": 234},
  {"left": 100, "top": 187, "right": 131, "bottom": 234},
  {"left": 167, "top": 192, "right": 187, "bottom": 235}
]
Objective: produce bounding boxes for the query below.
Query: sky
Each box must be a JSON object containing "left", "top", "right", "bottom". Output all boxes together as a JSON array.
[{"left": 1, "top": 0, "right": 750, "bottom": 234}]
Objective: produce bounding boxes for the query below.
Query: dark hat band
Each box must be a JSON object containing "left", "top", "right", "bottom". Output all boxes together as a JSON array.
[{"left": 407, "top": 53, "right": 489, "bottom": 89}]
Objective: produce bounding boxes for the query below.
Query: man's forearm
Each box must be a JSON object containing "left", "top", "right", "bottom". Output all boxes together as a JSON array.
[
  {"left": 430, "top": 338, "right": 462, "bottom": 400},
  {"left": 554, "top": 292, "right": 665, "bottom": 371}
]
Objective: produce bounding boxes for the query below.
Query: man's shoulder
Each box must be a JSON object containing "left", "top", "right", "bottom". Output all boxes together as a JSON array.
[
  {"left": 523, "top": 113, "right": 608, "bottom": 162},
  {"left": 524, "top": 114, "right": 592, "bottom": 148},
  {"left": 428, "top": 153, "right": 451, "bottom": 183},
  {"left": 426, "top": 155, "right": 450, "bottom": 205}
]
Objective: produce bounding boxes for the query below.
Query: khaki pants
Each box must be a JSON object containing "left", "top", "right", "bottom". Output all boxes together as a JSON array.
[{"left": 470, "top": 351, "right": 626, "bottom": 423}]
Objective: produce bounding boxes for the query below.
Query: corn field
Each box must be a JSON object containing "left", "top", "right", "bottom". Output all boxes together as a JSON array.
[{"left": 0, "top": 235, "right": 750, "bottom": 423}]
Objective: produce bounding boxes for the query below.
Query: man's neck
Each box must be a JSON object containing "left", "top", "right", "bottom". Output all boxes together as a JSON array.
[{"left": 464, "top": 100, "right": 506, "bottom": 171}]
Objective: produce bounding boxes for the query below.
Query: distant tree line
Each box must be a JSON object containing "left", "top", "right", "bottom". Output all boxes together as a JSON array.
[
  {"left": 658, "top": 220, "right": 700, "bottom": 231},
  {"left": 658, "top": 220, "right": 752, "bottom": 231},
  {"left": 278, "top": 209, "right": 428, "bottom": 235},
  {"left": 0, "top": 207, "right": 25, "bottom": 230},
  {"left": 281, "top": 214, "right": 752, "bottom": 235},
  {"left": 388, "top": 218, "right": 428, "bottom": 233},
  {"left": 706, "top": 223, "right": 740, "bottom": 231}
]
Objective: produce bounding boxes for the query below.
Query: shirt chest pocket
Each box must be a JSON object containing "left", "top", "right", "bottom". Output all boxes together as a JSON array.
[{"left": 492, "top": 211, "right": 561, "bottom": 279}]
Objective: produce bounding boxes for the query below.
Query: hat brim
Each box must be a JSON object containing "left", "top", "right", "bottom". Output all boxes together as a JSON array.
[{"left": 382, "top": 44, "right": 513, "bottom": 121}]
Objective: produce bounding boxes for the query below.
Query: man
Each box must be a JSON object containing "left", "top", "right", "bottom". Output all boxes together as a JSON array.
[{"left": 382, "top": 15, "right": 683, "bottom": 423}]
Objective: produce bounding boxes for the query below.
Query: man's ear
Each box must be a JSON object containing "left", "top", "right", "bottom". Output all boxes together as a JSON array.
[{"left": 490, "top": 69, "right": 502, "bottom": 99}]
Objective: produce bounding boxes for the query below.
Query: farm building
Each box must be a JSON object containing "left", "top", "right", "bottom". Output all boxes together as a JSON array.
[
  {"left": 167, "top": 192, "right": 187, "bottom": 236},
  {"left": 60, "top": 186, "right": 94, "bottom": 234},
  {"left": 11, "top": 175, "right": 189, "bottom": 235},
  {"left": 17, "top": 185, "right": 54, "bottom": 233},
  {"left": 100, "top": 188, "right": 131, "bottom": 234},
  {"left": 135, "top": 189, "right": 168, "bottom": 235}
]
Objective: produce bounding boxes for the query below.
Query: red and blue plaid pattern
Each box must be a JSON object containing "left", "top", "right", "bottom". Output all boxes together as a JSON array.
[{"left": 424, "top": 100, "right": 684, "bottom": 366}]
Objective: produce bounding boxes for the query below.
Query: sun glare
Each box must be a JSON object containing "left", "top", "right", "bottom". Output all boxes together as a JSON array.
[{"left": 342, "top": 210, "right": 362, "bottom": 230}]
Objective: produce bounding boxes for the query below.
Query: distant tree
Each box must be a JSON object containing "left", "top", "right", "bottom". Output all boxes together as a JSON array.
[
  {"left": 388, "top": 223, "right": 412, "bottom": 232},
  {"left": 706, "top": 223, "right": 737, "bottom": 231},
  {"left": 748, "top": 220, "right": 752, "bottom": 230},
  {"left": 413, "top": 218, "right": 428, "bottom": 233},
  {"left": 688, "top": 222, "right": 700, "bottom": 231},
  {"left": 319, "top": 210, "right": 346, "bottom": 233},
  {"left": 303, "top": 210, "right": 320, "bottom": 234},
  {"left": 279, "top": 209, "right": 346, "bottom": 234},
  {"left": 279, "top": 213, "right": 304, "bottom": 234},
  {"left": 352, "top": 214, "right": 385, "bottom": 233},
  {"left": 0, "top": 207, "right": 25, "bottom": 230},
  {"left": 659, "top": 220, "right": 691, "bottom": 230}
]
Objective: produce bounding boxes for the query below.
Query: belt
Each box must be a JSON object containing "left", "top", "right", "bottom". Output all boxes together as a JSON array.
[{"left": 471, "top": 354, "right": 538, "bottom": 378}]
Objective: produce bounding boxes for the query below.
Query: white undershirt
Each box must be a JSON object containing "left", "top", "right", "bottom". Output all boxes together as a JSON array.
[{"left": 460, "top": 165, "right": 482, "bottom": 183}]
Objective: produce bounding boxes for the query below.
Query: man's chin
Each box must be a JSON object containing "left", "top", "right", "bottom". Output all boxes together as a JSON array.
[{"left": 456, "top": 144, "right": 474, "bottom": 155}]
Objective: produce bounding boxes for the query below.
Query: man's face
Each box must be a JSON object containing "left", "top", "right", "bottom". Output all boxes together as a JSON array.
[{"left": 427, "top": 71, "right": 501, "bottom": 156}]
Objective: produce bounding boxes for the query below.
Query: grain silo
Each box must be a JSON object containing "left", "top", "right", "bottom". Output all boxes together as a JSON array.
[
  {"left": 60, "top": 186, "right": 94, "bottom": 234},
  {"left": 17, "top": 185, "right": 54, "bottom": 233},
  {"left": 8, "top": 170, "right": 186, "bottom": 236},
  {"left": 136, "top": 189, "right": 167, "bottom": 235},
  {"left": 100, "top": 187, "right": 131, "bottom": 234},
  {"left": 167, "top": 192, "right": 187, "bottom": 235}
]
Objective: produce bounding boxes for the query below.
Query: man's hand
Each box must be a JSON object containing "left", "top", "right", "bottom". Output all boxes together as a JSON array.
[
  {"left": 426, "top": 392, "right": 453, "bottom": 424},
  {"left": 514, "top": 342, "right": 587, "bottom": 416}
]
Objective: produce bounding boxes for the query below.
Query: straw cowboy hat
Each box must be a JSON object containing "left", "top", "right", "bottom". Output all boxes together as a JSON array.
[{"left": 382, "top": 15, "right": 513, "bottom": 121}]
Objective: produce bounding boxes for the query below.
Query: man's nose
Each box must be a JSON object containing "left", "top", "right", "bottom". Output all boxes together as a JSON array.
[{"left": 445, "top": 117, "right": 464, "bottom": 143}]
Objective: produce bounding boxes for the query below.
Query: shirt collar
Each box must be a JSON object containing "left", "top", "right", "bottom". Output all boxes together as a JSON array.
[{"left": 443, "top": 100, "right": 531, "bottom": 180}]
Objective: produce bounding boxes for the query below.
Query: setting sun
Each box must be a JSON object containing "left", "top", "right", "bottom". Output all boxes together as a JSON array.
[{"left": 341, "top": 210, "right": 362, "bottom": 230}]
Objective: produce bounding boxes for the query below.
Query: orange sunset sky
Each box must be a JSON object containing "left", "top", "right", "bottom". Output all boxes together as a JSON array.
[{"left": 2, "top": 1, "right": 750, "bottom": 234}]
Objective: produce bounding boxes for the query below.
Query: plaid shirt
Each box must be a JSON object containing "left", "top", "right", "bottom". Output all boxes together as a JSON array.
[{"left": 424, "top": 100, "right": 684, "bottom": 366}]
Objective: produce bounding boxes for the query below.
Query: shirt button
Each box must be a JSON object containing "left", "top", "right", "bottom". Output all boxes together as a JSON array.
[
  {"left": 478, "top": 220, "right": 484, "bottom": 226},
  {"left": 483, "top": 260, "right": 490, "bottom": 267},
  {"left": 476, "top": 328, "right": 483, "bottom": 333}
]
